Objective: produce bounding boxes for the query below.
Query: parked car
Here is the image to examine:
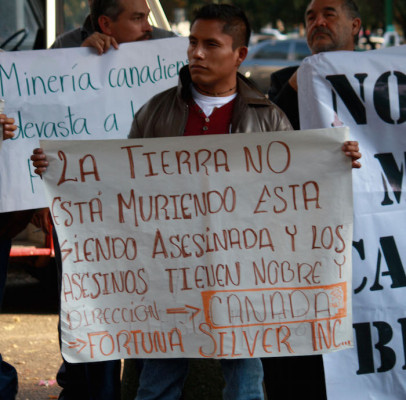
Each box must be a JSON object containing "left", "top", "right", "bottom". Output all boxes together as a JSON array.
[
  {"left": 250, "top": 29, "right": 287, "bottom": 45},
  {"left": 239, "top": 38, "right": 311, "bottom": 94},
  {"left": 260, "top": 28, "right": 288, "bottom": 40}
]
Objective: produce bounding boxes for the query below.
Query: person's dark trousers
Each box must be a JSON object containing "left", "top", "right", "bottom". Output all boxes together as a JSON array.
[
  {"left": 0, "top": 240, "right": 18, "bottom": 400},
  {"left": 0, "top": 354, "right": 18, "bottom": 400},
  {"left": 262, "top": 355, "right": 327, "bottom": 400},
  {"left": 0, "top": 239, "right": 12, "bottom": 306},
  {"left": 56, "top": 357, "right": 121, "bottom": 400},
  {"left": 52, "top": 228, "right": 121, "bottom": 400}
]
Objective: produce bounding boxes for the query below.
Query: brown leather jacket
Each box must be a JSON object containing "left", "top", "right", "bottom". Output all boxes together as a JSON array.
[{"left": 128, "top": 66, "right": 292, "bottom": 139}]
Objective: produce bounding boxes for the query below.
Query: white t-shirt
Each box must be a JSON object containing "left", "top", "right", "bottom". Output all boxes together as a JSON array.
[{"left": 191, "top": 85, "right": 237, "bottom": 117}]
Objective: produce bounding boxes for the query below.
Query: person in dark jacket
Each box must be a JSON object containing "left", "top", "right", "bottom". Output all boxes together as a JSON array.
[
  {"left": 268, "top": 0, "right": 361, "bottom": 130},
  {"left": 51, "top": 0, "right": 175, "bottom": 50},
  {"left": 265, "top": 1, "right": 362, "bottom": 399}
]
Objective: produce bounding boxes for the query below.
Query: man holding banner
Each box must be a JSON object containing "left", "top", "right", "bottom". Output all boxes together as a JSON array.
[
  {"left": 127, "top": 7, "right": 289, "bottom": 396},
  {"left": 51, "top": 0, "right": 175, "bottom": 53},
  {"left": 32, "top": 3, "right": 361, "bottom": 399},
  {"left": 32, "top": 5, "right": 287, "bottom": 397},
  {"left": 268, "top": 0, "right": 362, "bottom": 130},
  {"left": 127, "top": 4, "right": 360, "bottom": 400}
]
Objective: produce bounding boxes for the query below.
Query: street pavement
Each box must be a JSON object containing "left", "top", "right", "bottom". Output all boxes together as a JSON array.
[
  {"left": 0, "top": 313, "right": 61, "bottom": 400},
  {"left": 1, "top": 262, "right": 226, "bottom": 400},
  {"left": 0, "top": 262, "right": 61, "bottom": 400}
]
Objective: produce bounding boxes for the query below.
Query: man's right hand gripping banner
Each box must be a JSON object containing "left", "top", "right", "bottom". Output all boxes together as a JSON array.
[{"left": 299, "top": 45, "right": 406, "bottom": 399}]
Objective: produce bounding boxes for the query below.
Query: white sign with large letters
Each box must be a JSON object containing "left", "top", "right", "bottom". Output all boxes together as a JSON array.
[
  {"left": 299, "top": 45, "right": 406, "bottom": 399},
  {"left": 0, "top": 37, "right": 188, "bottom": 212}
]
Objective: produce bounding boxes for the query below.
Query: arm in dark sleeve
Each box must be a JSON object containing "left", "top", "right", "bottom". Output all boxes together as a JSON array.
[
  {"left": 268, "top": 66, "right": 300, "bottom": 130},
  {"left": 272, "top": 82, "right": 300, "bottom": 130}
]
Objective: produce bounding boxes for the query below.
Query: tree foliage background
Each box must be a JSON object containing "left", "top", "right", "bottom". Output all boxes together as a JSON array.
[
  {"left": 62, "top": 0, "right": 89, "bottom": 31},
  {"left": 162, "top": 0, "right": 405, "bottom": 36},
  {"left": 61, "top": 0, "right": 405, "bottom": 38}
]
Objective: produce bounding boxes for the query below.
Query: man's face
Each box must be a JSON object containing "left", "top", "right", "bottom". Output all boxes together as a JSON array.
[
  {"left": 305, "top": 0, "right": 361, "bottom": 54},
  {"left": 187, "top": 19, "right": 247, "bottom": 94},
  {"left": 105, "top": 0, "right": 152, "bottom": 43}
]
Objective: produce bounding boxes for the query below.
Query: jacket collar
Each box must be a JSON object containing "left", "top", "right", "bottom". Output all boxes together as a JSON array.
[
  {"left": 177, "top": 65, "right": 269, "bottom": 106},
  {"left": 82, "top": 15, "right": 95, "bottom": 40}
]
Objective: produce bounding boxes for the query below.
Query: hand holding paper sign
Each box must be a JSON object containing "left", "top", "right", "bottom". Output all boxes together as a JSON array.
[
  {"left": 31, "top": 148, "right": 49, "bottom": 176},
  {"left": 0, "top": 116, "right": 17, "bottom": 140},
  {"left": 0, "top": 100, "right": 17, "bottom": 141},
  {"left": 342, "top": 141, "right": 361, "bottom": 169},
  {"left": 81, "top": 32, "right": 119, "bottom": 55}
]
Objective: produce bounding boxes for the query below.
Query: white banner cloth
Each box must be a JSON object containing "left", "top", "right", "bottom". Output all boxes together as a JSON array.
[
  {"left": 41, "top": 128, "right": 353, "bottom": 362},
  {"left": 299, "top": 45, "right": 406, "bottom": 399},
  {"left": 0, "top": 37, "right": 188, "bottom": 212}
]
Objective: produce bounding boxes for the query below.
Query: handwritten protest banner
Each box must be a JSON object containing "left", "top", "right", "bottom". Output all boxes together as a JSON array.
[
  {"left": 41, "top": 127, "right": 353, "bottom": 362},
  {"left": 0, "top": 37, "right": 188, "bottom": 212},
  {"left": 299, "top": 45, "right": 406, "bottom": 399}
]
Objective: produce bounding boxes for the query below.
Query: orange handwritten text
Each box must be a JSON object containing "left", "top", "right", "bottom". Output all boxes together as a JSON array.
[
  {"left": 252, "top": 257, "right": 321, "bottom": 286},
  {"left": 311, "top": 225, "right": 346, "bottom": 253},
  {"left": 62, "top": 268, "right": 148, "bottom": 301},
  {"left": 117, "top": 186, "right": 236, "bottom": 226},
  {"left": 52, "top": 196, "right": 103, "bottom": 226},
  {"left": 85, "top": 328, "right": 185, "bottom": 358},
  {"left": 151, "top": 227, "right": 274, "bottom": 259},
  {"left": 201, "top": 283, "right": 347, "bottom": 329},
  {"left": 60, "top": 236, "right": 138, "bottom": 263},
  {"left": 253, "top": 182, "right": 321, "bottom": 214},
  {"left": 67, "top": 301, "right": 159, "bottom": 330},
  {"left": 120, "top": 144, "right": 230, "bottom": 178},
  {"left": 198, "top": 323, "right": 294, "bottom": 357},
  {"left": 164, "top": 262, "right": 241, "bottom": 293},
  {"left": 57, "top": 150, "right": 100, "bottom": 186},
  {"left": 244, "top": 141, "right": 291, "bottom": 174}
]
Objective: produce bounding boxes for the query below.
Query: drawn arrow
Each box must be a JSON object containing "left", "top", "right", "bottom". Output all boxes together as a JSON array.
[
  {"left": 68, "top": 338, "right": 87, "bottom": 354},
  {"left": 60, "top": 239, "right": 73, "bottom": 262},
  {"left": 166, "top": 305, "right": 201, "bottom": 321}
]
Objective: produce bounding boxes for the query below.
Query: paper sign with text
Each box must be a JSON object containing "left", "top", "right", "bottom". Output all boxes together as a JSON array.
[
  {"left": 0, "top": 37, "right": 188, "bottom": 212},
  {"left": 299, "top": 45, "right": 406, "bottom": 399},
  {"left": 41, "top": 127, "right": 353, "bottom": 362}
]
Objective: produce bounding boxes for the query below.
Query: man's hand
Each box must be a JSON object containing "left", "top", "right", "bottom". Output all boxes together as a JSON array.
[
  {"left": 0, "top": 114, "right": 17, "bottom": 140},
  {"left": 81, "top": 32, "right": 119, "bottom": 55},
  {"left": 288, "top": 70, "right": 298, "bottom": 92},
  {"left": 342, "top": 141, "right": 361, "bottom": 169},
  {"left": 31, "top": 148, "right": 49, "bottom": 176}
]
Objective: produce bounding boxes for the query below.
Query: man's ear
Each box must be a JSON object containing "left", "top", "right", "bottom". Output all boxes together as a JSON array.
[
  {"left": 98, "top": 15, "right": 113, "bottom": 35},
  {"left": 236, "top": 46, "right": 248, "bottom": 66},
  {"left": 352, "top": 17, "right": 362, "bottom": 37}
]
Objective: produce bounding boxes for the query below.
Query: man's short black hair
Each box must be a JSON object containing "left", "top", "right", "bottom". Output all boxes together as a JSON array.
[
  {"left": 342, "top": 0, "right": 361, "bottom": 20},
  {"left": 341, "top": 0, "right": 361, "bottom": 43},
  {"left": 191, "top": 4, "right": 251, "bottom": 49},
  {"left": 91, "top": 0, "right": 124, "bottom": 32}
]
